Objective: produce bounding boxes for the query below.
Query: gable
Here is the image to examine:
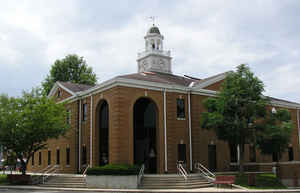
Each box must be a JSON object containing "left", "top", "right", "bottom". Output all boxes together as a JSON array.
[
  {"left": 48, "top": 82, "right": 76, "bottom": 102},
  {"left": 202, "top": 79, "right": 225, "bottom": 91}
]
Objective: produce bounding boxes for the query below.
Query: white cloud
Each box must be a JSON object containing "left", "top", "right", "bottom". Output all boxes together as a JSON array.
[{"left": 0, "top": 0, "right": 299, "bottom": 103}]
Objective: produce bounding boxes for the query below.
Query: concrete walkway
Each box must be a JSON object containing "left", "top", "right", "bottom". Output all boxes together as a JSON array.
[{"left": 1, "top": 185, "right": 300, "bottom": 193}]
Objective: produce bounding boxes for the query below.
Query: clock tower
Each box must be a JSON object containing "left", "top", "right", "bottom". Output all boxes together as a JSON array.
[{"left": 137, "top": 25, "right": 172, "bottom": 74}]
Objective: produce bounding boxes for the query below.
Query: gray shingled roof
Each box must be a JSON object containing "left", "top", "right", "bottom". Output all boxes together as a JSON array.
[
  {"left": 58, "top": 81, "right": 94, "bottom": 93},
  {"left": 118, "top": 71, "right": 199, "bottom": 87}
]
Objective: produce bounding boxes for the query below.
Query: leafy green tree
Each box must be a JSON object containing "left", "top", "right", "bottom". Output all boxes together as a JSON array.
[
  {"left": 201, "top": 64, "right": 293, "bottom": 174},
  {"left": 0, "top": 89, "right": 69, "bottom": 175},
  {"left": 256, "top": 109, "right": 293, "bottom": 160},
  {"left": 42, "top": 54, "right": 97, "bottom": 95}
]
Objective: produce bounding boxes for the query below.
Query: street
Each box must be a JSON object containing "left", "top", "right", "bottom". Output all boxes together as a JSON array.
[{"left": 0, "top": 190, "right": 113, "bottom": 193}]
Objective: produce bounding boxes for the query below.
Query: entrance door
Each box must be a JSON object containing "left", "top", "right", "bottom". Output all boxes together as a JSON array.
[
  {"left": 208, "top": 145, "right": 217, "bottom": 172},
  {"left": 134, "top": 98, "right": 157, "bottom": 173}
]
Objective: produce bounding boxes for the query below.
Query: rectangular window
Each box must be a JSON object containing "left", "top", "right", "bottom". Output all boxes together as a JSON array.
[
  {"left": 272, "top": 152, "right": 278, "bottom": 162},
  {"left": 38, "top": 152, "right": 42, "bottom": 165},
  {"left": 66, "top": 147, "right": 70, "bottom": 165},
  {"left": 82, "top": 146, "right": 87, "bottom": 165},
  {"left": 48, "top": 150, "right": 51, "bottom": 165},
  {"left": 176, "top": 99, "right": 185, "bottom": 119},
  {"left": 31, "top": 153, "right": 35, "bottom": 166},
  {"left": 83, "top": 104, "right": 87, "bottom": 121},
  {"left": 249, "top": 145, "right": 256, "bottom": 162},
  {"left": 230, "top": 144, "right": 237, "bottom": 163},
  {"left": 56, "top": 149, "right": 60, "bottom": 165},
  {"left": 66, "top": 109, "right": 71, "bottom": 125},
  {"left": 288, "top": 147, "right": 294, "bottom": 161}
]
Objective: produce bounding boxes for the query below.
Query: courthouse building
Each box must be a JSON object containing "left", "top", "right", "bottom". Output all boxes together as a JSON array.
[{"left": 28, "top": 25, "right": 300, "bottom": 179}]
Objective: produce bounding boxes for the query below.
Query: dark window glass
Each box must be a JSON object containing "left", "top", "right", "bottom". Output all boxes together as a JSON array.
[
  {"left": 82, "top": 146, "right": 87, "bottom": 165},
  {"left": 57, "top": 90, "right": 61, "bottom": 97},
  {"left": 176, "top": 99, "right": 185, "bottom": 118},
  {"left": 66, "top": 147, "right": 70, "bottom": 165},
  {"left": 38, "top": 152, "right": 42, "bottom": 165},
  {"left": 32, "top": 153, "right": 35, "bottom": 166},
  {"left": 249, "top": 145, "right": 256, "bottom": 162},
  {"left": 56, "top": 149, "right": 60, "bottom": 165},
  {"left": 66, "top": 109, "right": 71, "bottom": 125},
  {"left": 83, "top": 104, "right": 87, "bottom": 121},
  {"left": 230, "top": 144, "right": 237, "bottom": 162},
  {"left": 288, "top": 147, "right": 294, "bottom": 161},
  {"left": 48, "top": 150, "right": 51, "bottom": 165},
  {"left": 272, "top": 152, "right": 278, "bottom": 162}
]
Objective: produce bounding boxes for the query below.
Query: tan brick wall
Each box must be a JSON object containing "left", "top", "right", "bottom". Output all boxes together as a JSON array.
[{"left": 27, "top": 84, "right": 300, "bottom": 176}]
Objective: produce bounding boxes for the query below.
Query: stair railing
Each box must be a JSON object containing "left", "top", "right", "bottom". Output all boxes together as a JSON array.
[
  {"left": 137, "top": 164, "right": 145, "bottom": 187},
  {"left": 82, "top": 164, "right": 90, "bottom": 177},
  {"left": 177, "top": 162, "right": 188, "bottom": 181},
  {"left": 31, "top": 165, "right": 52, "bottom": 184},
  {"left": 194, "top": 162, "right": 215, "bottom": 182},
  {"left": 42, "top": 165, "right": 60, "bottom": 184}
]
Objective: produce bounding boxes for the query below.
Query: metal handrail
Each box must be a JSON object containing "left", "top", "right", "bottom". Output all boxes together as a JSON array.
[
  {"left": 137, "top": 164, "right": 145, "bottom": 187},
  {"left": 42, "top": 165, "right": 59, "bottom": 184},
  {"left": 177, "top": 163, "right": 188, "bottom": 181},
  {"left": 82, "top": 164, "right": 90, "bottom": 176},
  {"left": 31, "top": 165, "right": 52, "bottom": 184},
  {"left": 194, "top": 162, "right": 215, "bottom": 182}
]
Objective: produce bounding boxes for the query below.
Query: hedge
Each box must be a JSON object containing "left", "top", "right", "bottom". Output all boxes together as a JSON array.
[{"left": 86, "top": 164, "right": 140, "bottom": 175}]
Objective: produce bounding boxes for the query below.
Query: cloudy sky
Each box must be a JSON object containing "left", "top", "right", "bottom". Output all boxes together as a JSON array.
[{"left": 0, "top": 0, "right": 299, "bottom": 102}]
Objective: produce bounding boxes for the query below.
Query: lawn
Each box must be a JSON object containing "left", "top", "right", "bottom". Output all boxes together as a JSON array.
[
  {"left": 235, "top": 173, "right": 286, "bottom": 189},
  {"left": 0, "top": 174, "right": 8, "bottom": 185}
]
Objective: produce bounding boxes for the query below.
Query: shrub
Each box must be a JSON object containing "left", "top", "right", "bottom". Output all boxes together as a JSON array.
[{"left": 86, "top": 164, "right": 140, "bottom": 175}]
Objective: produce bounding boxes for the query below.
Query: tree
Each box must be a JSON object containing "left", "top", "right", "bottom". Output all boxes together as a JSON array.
[
  {"left": 42, "top": 54, "right": 97, "bottom": 95},
  {"left": 256, "top": 108, "right": 293, "bottom": 160},
  {"left": 201, "top": 64, "right": 293, "bottom": 174},
  {"left": 0, "top": 89, "right": 69, "bottom": 175}
]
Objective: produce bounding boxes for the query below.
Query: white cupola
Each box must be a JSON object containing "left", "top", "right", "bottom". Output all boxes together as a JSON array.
[{"left": 137, "top": 25, "right": 172, "bottom": 74}]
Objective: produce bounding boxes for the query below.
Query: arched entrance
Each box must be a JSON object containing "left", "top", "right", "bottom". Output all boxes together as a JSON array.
[
  {"left": 134, "top": 98, "right": 158, "bottom": 173},
  {"left": 97, "top": 100, "right": 109, "bottom": 166}
]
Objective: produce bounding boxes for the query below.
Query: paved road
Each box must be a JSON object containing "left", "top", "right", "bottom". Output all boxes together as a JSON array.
[{"left": 0, "top": 190, "right": 104, "bottom": 193}]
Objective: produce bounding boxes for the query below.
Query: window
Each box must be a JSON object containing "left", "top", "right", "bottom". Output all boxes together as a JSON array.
[
  {"left": 57, "top": 89, "right": 61, "bottom": 98},
  {"left": 38, "top": 152, "right": 42, "bottom": 165},
  {"left": 48, "top": 150, "right": 51, "bottom": 165},
  {"left": 31, "top": 154, "right": 35, "bottom": 166},
  {"left": 56, "top": 149, "right": 60, "bottom": 165},
  {"left": 66, "top": 147, "right": 70, "bottom": 166},
  {"left": 229, "top": 144, "right": 237, "bottom": 163},
  {"left": 82, "top": 145, "right": 87, "bottom": 165},
  {"left": 66, "top": 109, "right": 71, "bottom": 125},
  {"left": 272, "top": 152, "right": 278, "bottom": 162},
  {"left": 176, "top": 99, "right": 185, "bottom": 119},
  {"left": 83, "top": 103, "right": 87, "bottom": 121},
  {"left": 249, "top": 145, "right": 256, "bottom": 162},
  {"left": 288, "top": 147, "right": 294, "bottom": 161}
]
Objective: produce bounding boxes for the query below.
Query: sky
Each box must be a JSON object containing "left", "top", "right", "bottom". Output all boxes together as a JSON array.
[{"left": 0, "top": 0, "right": 299, "bottom": 103}]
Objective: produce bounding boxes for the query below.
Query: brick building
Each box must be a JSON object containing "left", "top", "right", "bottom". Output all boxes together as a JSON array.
[{"left": 28, "top": 26, "right": 300, "bottom": 183}]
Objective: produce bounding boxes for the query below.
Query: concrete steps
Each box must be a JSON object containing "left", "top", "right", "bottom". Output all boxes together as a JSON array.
[
  {"left": 39, "top": 175, "right": 87, "bottom": 188},
  {"left": 140, "top": 174, "right": 213, "bottom": 189}
]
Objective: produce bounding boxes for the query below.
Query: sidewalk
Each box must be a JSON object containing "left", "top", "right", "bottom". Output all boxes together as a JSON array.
[{"left": 0, "top": 185, "right": 248, "bottom": 192}]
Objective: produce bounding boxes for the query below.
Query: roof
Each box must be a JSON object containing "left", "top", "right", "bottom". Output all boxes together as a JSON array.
[
  {"left": 148, "top": 25, "right": 161, "bottom": 35},
  {"left": 267, "top": 96, "right": 300, "bottom": 106},
  {"left": 118, "top": 71, "right": 199, "bottom": 87},
  {"left": 58, "top": 81, "right": 94, "bottom": 93}
]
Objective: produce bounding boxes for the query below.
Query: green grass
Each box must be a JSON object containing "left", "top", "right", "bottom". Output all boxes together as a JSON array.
[
  {"left": 0, "top": 174, "right": 8, "bottom": 185},
  {"left": 234, "top": 173, "right": 286, "bottom": 189}
]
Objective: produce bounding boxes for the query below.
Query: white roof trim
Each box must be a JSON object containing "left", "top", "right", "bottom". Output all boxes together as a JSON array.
[
  {"left": 55, "top": 75, "right": 300, "bottom": 109},
  {"left": 48, "top": 82, "right": 77, "bottom": 101}
]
